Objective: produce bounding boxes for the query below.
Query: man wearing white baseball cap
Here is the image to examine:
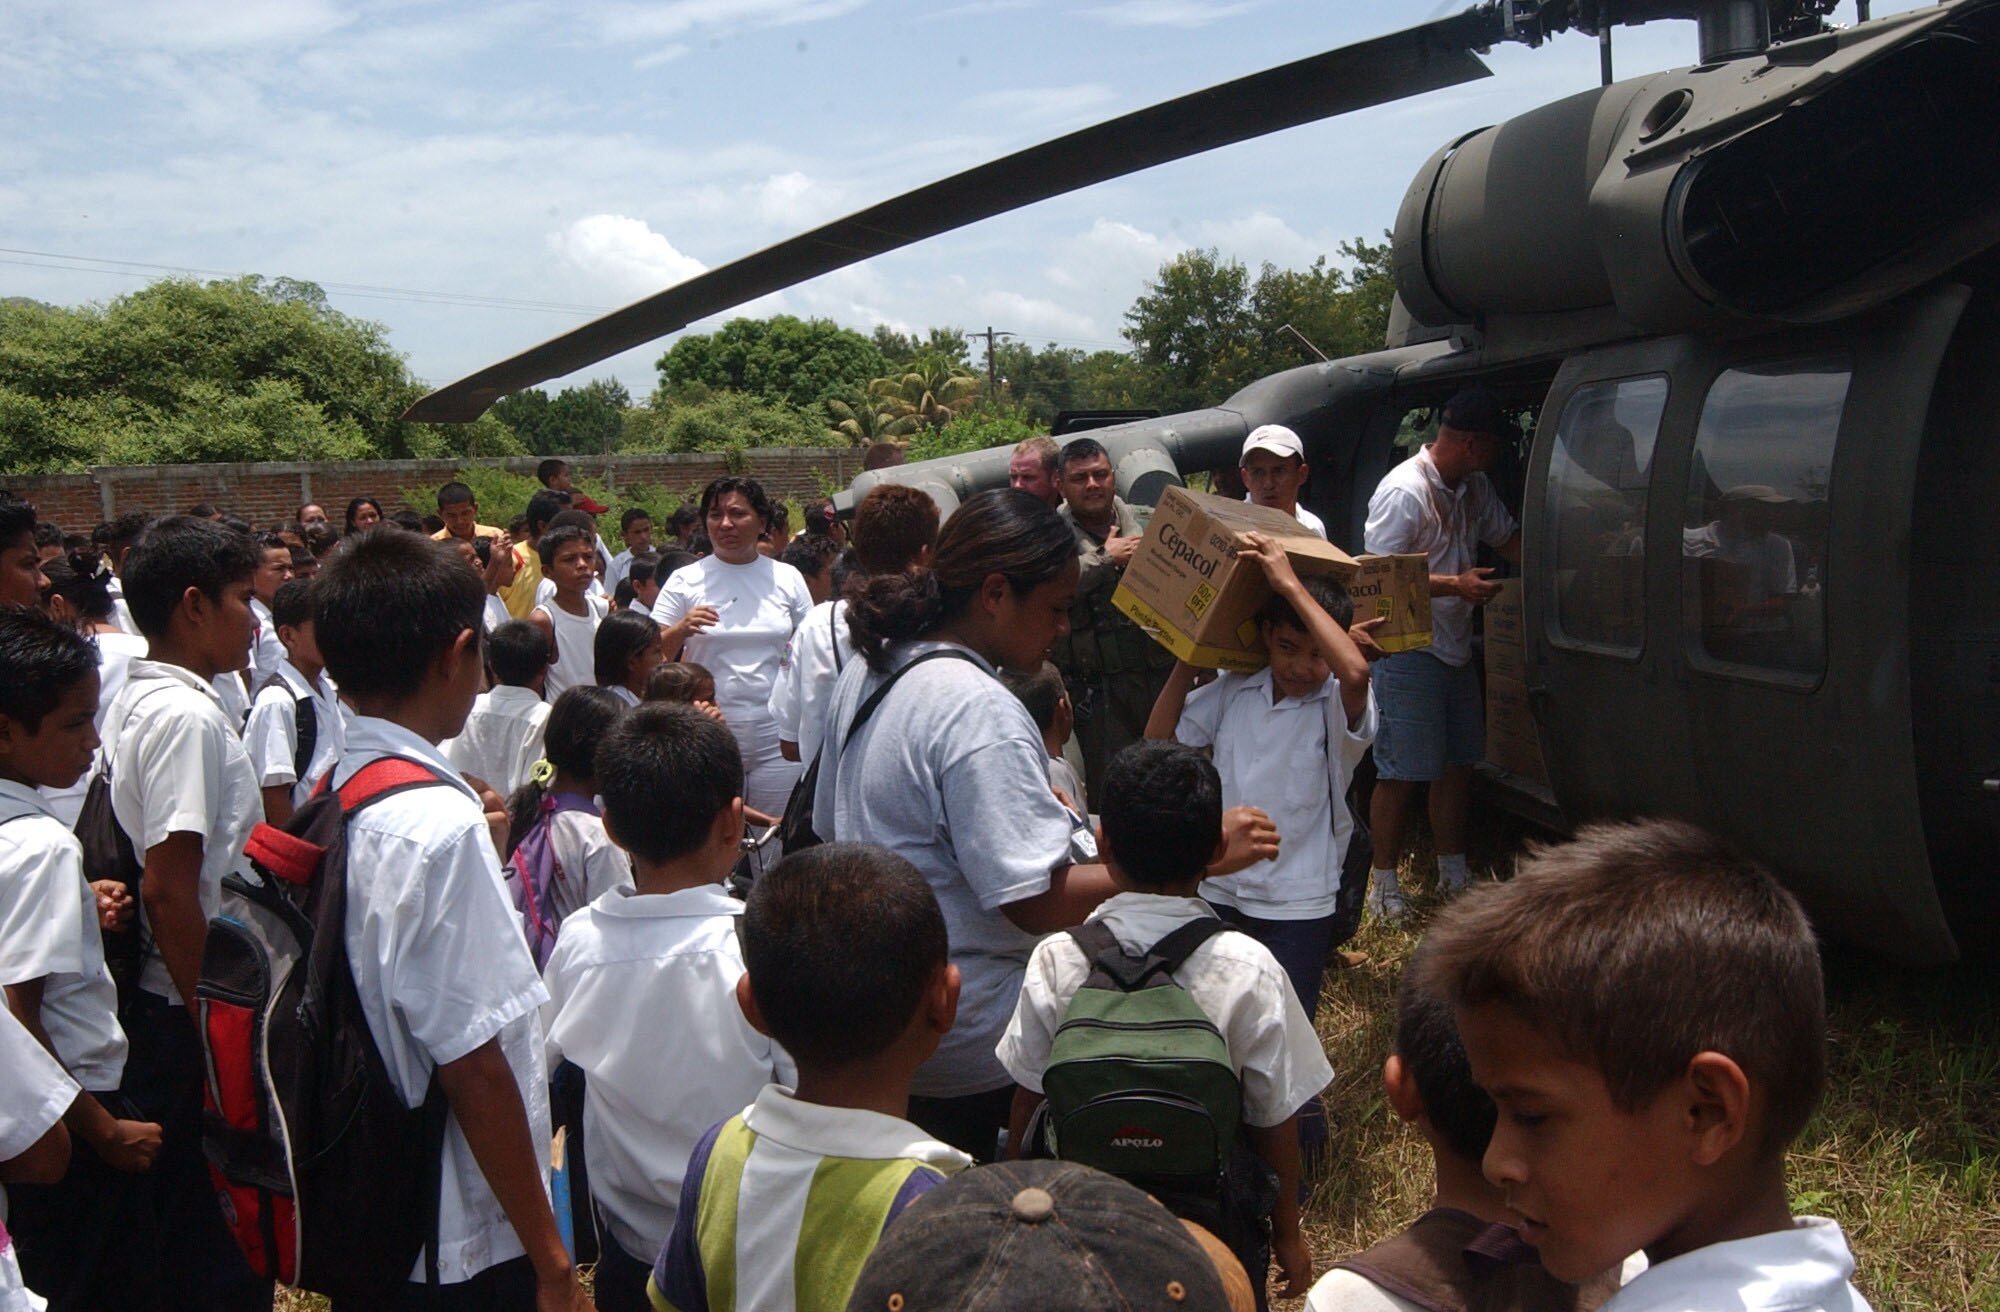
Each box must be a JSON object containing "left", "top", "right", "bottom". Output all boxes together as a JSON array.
[{"left": 1240, "top": 425, "right": 1327, "bottom": 539}]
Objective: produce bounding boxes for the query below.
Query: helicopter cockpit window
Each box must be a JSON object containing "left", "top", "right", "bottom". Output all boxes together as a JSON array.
[
  {"left": 1683, "top": 359, "right": 1849, "bottom": 681},
  {"left": 1545, "top": 376, "right": 1668, "bottom": 655}
]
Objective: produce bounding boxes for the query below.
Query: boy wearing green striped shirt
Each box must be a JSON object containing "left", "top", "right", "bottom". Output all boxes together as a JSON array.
[{"left": 648, "top": 843, "right": 971, "bottom": 1312}]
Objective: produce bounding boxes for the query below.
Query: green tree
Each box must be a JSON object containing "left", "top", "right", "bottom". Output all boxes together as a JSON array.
[
  {"left": 1122, "top": 248, "right": 1257, "bottom": 413},
  {"left": 491, "top": 378, "right": 629, "bottom": 455},
  {"left": 902, "top": 405, "right": 1042, "bottom": 463},
  {"left": 620, "top": 391, "right": 839, "bottom": 456},
  {"left": 0, "top": 276, "right": 484, "bottom": 470},
  {"left": 658, "top": 316, "right": 885, "bottom": 411},
  {"left": 868, "top": 354, "right": 981, "bottom": 432},
  {"left": 823, "top": 392, "right": 904, "bottom": 446},
  {"left": 871, "top": 325, "right": 970, "bottom": 372}
]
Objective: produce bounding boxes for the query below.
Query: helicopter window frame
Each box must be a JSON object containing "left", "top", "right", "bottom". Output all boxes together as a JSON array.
[
  {"left": 1680, "top": 354, "right": 1850, "bottom": 691},
  {"left": 1543, "top": 373, "right": 1670, "bottom": 661}
]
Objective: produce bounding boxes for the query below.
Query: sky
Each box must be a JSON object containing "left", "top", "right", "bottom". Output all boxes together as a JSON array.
[{"left": 2, "top": 0, "right": 1913, "bottom": 409}]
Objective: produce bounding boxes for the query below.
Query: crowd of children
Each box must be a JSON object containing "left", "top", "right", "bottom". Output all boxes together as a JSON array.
[{"left": 0, "top": 481, "right": 1872, "bottom": 1312}]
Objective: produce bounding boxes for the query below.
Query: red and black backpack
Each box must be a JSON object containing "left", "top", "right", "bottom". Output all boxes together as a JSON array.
[{"left": 197, "top": 757, "right": 453, "bottom": 1301}]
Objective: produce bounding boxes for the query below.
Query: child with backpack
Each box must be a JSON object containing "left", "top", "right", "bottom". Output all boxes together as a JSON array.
[
  {"left": 243, "top": 578, "right": 344, "bottom": 825},
  {"left": 97, "top": 514, "right": 269, "bottom": 1310},
  {"left": 648, "top": 839, "right": 969, "bottom": 1312},
  {"left": 444, "top": 619, "right": 551, "bottom": 798},
  {"left": 0, "top": 607, "right": 164, "bottom": 1312},
  {"left": 591, "top": 610, "right": 662, "bottom": 707},
  {"left": 997, "top": 739, "right": 1332, "bottom": 1308},
  {"left": 541, "top": 704, "right": 795, "bottom": 1311},
  {"left": 502, "top": 687, "right": 631, "bottom": 971},
  {"left": 307, "top": 528, "right": 585, "bottom": 1310},
  {"left": 531, "top": 524, "right": 610, "bottom": 700}
]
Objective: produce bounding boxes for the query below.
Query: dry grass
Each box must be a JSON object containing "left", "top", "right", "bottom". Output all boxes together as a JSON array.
[{"left": 279, "top": 871, "right": 2000, "bottom": 1312}]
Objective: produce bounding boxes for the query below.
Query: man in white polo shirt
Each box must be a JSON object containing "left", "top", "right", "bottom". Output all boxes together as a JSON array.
[
  {"left": 1361, "top": 388, "right": 1520, "bottom": 920},
  {"left": 1240, "top": 424, "right": 1327, "bottom": 539}
]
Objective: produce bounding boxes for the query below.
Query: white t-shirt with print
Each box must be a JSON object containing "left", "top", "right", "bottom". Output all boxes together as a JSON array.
[{"left": 653, "top": 555, "right": 812, "bottom": 743}]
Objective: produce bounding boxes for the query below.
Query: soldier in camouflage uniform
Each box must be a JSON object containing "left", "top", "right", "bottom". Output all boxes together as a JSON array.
[{"left": 1049, "top": 438, "right": 1178, "bottom": 803}]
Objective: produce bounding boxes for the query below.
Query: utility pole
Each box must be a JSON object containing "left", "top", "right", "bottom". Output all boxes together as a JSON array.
[{"left": 976, "top": 326, "right": 1016, "bottom": 400}]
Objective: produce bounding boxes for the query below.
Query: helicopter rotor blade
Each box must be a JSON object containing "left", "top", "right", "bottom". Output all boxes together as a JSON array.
[{"left": 406, "top": 13, "right": 1492, "bottom": 422}]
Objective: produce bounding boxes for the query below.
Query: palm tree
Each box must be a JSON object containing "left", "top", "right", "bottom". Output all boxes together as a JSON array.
[
  {"left": 824, "top": 392, "right": 907, "bottom": 446},
  {"left": 868, "top": 354, "right": 980, "bottom": 432}
]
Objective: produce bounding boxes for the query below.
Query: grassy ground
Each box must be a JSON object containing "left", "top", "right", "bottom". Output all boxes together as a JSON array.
[{"left": 280, "top": 867, "right": 2000, "bottom": 1312}]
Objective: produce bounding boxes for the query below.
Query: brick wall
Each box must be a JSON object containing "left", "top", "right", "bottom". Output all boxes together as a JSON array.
[{"left": 3, "top": 450, "right": 867, "bottom": 531}]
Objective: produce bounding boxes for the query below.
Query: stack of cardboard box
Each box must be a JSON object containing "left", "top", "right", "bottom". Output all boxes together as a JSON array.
[{"left": 1483, "top": 579, "right": 1548, "bottom": 784}]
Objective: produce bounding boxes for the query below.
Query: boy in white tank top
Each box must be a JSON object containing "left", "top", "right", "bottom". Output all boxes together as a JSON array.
[{"left": 530, "top": 526, "right": 608, "bottom": 700}]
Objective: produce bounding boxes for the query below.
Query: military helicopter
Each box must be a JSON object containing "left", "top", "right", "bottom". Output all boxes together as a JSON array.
[{"left": 409, "top": 0, "right": 2000, "bottom": 963}]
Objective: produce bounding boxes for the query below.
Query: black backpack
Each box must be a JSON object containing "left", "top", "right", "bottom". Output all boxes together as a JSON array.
[
  {"left": 75, "top": 681, "right": 177, "bottom": 1009},
  {"left": 777, "top": 648, "right": 974, "bottom": 855},
  {"left": 255, "top": 672, "right": 320, "bottom": 786},
  {"left": 198, "top": 757, "right": 452, "bottom": 1301}
]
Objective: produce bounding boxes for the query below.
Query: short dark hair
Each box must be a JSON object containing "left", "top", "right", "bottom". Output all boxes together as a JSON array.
[
  {"left": 780, "top": 533, "right": 839, "bottom": 580},
  {"left": 698, "top": 475, "right": 773, "bottom": 528},
  {"left": 437, "top": 481, "right": 475, "bottom": 510},
  {"left": 627, "top": 553, "right": 661, "bottom": 587},
  {"left": 186, "top": 502, "right": 219, "bottom": 520},
  {"left": 655, "top": 549, "right": 697, "bottom": 578},
  {"left": 998, "top": 661, "right": 1066, "bottom": 735},
  {"left": 765, "top": 503, "right": 789, "bottom": 534},
  {"left": 312, "top": 528, "right": 484, "bottom": 698},
  {"left": 254, "top": 530, "right": 291, "bottom": 557},
  {"left": 39, "top": 550, "right": 116, "bottom": 622},
  {"left": 1057, "top": 436, "right": 1109, "bottom": 471},
  {"left": 593, "top": 609, "right": 660, "bottom": 687},
  {"left": 1258, "top": 573, "right": 1354, "bottom": 633},
  {"left": 644, "top": 661, "right": 714, "bottom": 704},
  {"left": 122, "top": 516, "right": 260, "bottom": 641},
  {"left": 0, "top": 495, "right": 36, "bottom": 549},
  {"left": 742, "top": 843, "right": 947, "bottom": 1068},
  {"left": 1394, "top": 939, "right": 1497, "bottom": 1164},
  {"left": 1100, "top": 740, "right": 1222, "bottom": 887},
  {"left": 525, "top": 490, "right": 568, "bottom": 536},
  {"left": 668, "top": 503, "right": 699, "bottom": 536},
  {"left": 619, "top": 507, "right": 652, "bottom": 532},
  {"left": 388, "top": 510, "right": 425, "bottom": 533},
  {"left": 536, "top": 458, "right": 568, "bottom": 486},
  {"left": 1421, "top": 819, "right": 1827, "bottom": 1155},
  {"left": 33, "top": 522, "right": 64, "bottom": 550},
  {"left": 487, "top": 619, "right": 551, "bottom": 687},
  {"left": 594, "top": 703, "right": 742, "bottom": 864},
  {"left": 269, "top": 577, "right": 314, "bottom": 631},
  {"left": 102, "top": 513, "right": 151, "bottom": 554},
  {"left": 1440, "top": 386, "right": 1506, "bottom": 437},
  {"left": 537, "top": 524, "right": 595, "bottom": 569},
  {"left": 547, "top": 508, "right": 596, "bottom": 535},
  {"left": 0, "top": 606, "right": 97, "bottom": 732},
  {"left": 850, "top": 485, "right": 939, "bottom": 576}
]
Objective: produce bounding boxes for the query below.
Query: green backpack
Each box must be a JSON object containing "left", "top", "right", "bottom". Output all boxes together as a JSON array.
[{"left": 1041, "top": 918, "right": 1242, "bottom": 1195}]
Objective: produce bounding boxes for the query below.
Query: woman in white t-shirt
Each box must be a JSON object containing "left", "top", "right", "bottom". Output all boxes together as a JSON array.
[
  {"left": 811, "top": 489, "right": 1283, "bottom": 1162},
  {"left": 653, "top": 477, "right": 813, "bottom": 816}
]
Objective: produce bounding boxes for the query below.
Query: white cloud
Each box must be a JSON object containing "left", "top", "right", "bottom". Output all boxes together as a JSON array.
[
  {"left": 581, "top": 0, "right": 870, "bottom": 44},
  {"left": 68, "top": 0, "right": 352, "bottom": 49},
  {"left": 1189, "top": 211, "right": 1320, "bottom": 270},
  {"left": 1043, "top": 218, "right": 1186, "bottom": 291},
  {"left": 961, "top": 83, "right": 1116, "bottom": 128},
  {"left": 1074, "top": 0, "right": 1259, "bottom": 29},
  {"left": 971, "top": 288, "right": 1100, "bottom": 340},
  {"left": 550, "top": 215, "right": 708, "bottom": 299}
]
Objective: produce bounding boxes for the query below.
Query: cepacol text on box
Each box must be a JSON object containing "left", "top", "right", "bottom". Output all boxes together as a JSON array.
[
  {"left": 1112, "top": 486, "right": 1356, "bottom": 671},
  {"left": 1348, "top": 553, "right": 1432, "bottom": 654}
]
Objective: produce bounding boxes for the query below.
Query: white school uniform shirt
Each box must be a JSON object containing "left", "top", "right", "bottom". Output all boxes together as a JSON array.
[
  {"left": 0, "top": 1003, "right": 78, "bottom": 1233},
  {"left": 1364, "top": 445, "right": 1517, "bottom": 666},
  {"left": 603, "top": 548, "right": 637, "bottom": 597},
  {"left": 106, "top": 660, "right": 262, "bottom": 1005},
  {"left": 1602, "top": 1218, "right": 1870, "bottom": 1312},
  {"left": 542, "top": 884, "right": 796, "bottom": 1261},
  {"left": 209, "top": 669, "right": 252, "bottom": 728},
  {"left": 814, "top": 640, "right": 1074, "bottom": 1098},
  {"left": 0, "top": 782, "right": 127, "bottom": 1091},
  {"left": 1176, "top": 668, "right": 1377, "bottom": 920},
  {"left": 443, "top": 686, "right": 550, "bottom": 797},
  {"left": 653, "top": 554, "right": 813, "bottom": 744},
  {"left": 766, "top": 598, "right": 849, "bottom": 764},
  {"left": 482, "top": 593, "right": 510, "bottom": 635},
  {"left": 248, "top": 597, "right": 285, "bottom": 688},
  {"left": 40, "top": 628, "right": 148, "bottom": 828},
  {"left": 335, "top": 715, "right": 552, "bottom": 1285},
  {"left": 534, "top": 593, "right": 609, "bottom": 700},
  {"left": 243, "top": 660, "right": 346, "bottom": 807},
  {"left": 997, "top": 892, "right": 1332, "bottom": 1126},
  {"left": 520, "top": 807, "right": 633, "bottom": 930}
]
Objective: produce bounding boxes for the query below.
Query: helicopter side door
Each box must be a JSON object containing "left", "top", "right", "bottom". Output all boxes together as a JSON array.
[{"left": 1529, "top": 286, "right": 1967, "bottom": 962}]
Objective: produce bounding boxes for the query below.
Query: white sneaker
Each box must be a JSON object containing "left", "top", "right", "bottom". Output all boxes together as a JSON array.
[{"left": 1366, "top": 880, "right": 1411, "bottom": 926}]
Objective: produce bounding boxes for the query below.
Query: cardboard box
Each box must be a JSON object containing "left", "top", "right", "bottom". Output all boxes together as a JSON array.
[
  {"left": 1112, "top": 486, "right": 1356, "bottom": 671},
  {"left": 1349, "top": 553, "right": 1432, "bottom": 654},
  {"left": 1484, "top": 671, "right": 1547, "bottom": 783}
]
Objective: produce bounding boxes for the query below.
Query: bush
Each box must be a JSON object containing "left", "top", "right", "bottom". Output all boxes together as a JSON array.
[{"left": 901, "top": 406, "right": 1042, "bottom": 464}]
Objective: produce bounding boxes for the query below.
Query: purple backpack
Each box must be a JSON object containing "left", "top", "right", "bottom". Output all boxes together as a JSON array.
[{"left": 507, "top": 791, "right": 600, "bottom": 969}]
